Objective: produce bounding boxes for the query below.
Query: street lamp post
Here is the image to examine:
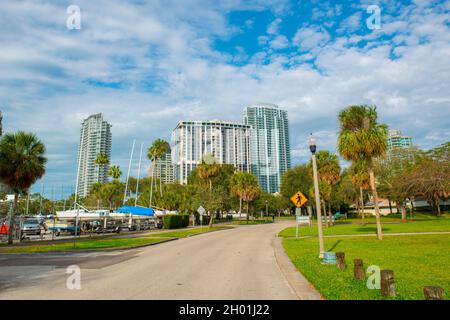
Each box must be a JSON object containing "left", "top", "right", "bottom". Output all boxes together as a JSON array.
[
  {"left": 309, "top": 134, "right": 325, "bottom": 259},
  {"left": 265, "top": 200, "right": 268, "bottom": 217}
]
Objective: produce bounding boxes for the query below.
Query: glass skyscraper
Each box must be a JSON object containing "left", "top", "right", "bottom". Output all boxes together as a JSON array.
[{"left": 243, "top": 103, "right": 291, "bottom": 193}]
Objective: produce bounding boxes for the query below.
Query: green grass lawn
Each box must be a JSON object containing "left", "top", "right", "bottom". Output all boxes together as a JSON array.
[
  {"left": 0, "top": 237, "right": 171, "bottom": 253},
  {"left": 278, "top": 215, "right": 450, "bottom": 238},
  {"left": 0, "top": 225, "right": 235, "bottom": 253},
  {"left": 282, "top": 234, "right": 450, "bottom": 300}
]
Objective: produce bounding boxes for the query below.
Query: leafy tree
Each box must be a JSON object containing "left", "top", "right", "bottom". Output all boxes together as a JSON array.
[
  {"left": 338, "top": 105, "right": 388, "bottom": 240},
  {"left": 101, "top": 180, "right": 125, "bottom": 210},
  {"left": 0, "top": 132, "right": 47, "bottom": 244},
  {"left": 89, "top": 182, "right": 103, "bottom": 209},
  {"left": 280, "top": 164, "right": 313, "bottom": 214}
]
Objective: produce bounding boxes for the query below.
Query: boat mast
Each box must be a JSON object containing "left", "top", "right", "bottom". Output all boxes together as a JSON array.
[
  {"left": 135, "top": 142, "right": 144, "bottom": 206},
  {"left": 123, "top": 139, "right": 136, "bottom": 205}
]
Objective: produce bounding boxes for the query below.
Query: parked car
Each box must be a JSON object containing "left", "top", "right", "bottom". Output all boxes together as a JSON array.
[{"left": 21, "top": 218, "right": 41, "bottom": 236}]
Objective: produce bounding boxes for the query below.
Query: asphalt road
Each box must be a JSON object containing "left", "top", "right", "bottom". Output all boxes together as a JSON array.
[{"left": 0, "top": 220, "right": 301, "bottom": 300}]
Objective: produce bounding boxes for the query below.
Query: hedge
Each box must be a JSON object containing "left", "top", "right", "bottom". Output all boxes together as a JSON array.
[{"left": 162, "top": 214, "right": 190, "bottom": 229}]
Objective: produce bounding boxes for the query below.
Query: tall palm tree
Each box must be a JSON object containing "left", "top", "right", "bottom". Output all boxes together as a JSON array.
[
  {"left": 147, "top": 139, "right": 169, "bottom": 207},
  {"left": 0, "top": 132, "right": 47, "bottom": 244},
  {"left": 312, "top": 150, "right": 341, "bottom": 226},
  {"left": 108, "top": 165, "right": 122, "bottom": 181},
  {"left": 90, "top": 182, "right": 103, "bottom": 209},
  {"left": 94, "top": 153, "right": 109, "bottom": 182},
  {"left": 197, "top": 154, "right": 220, "bottom": 193},
  {"left": 349, "top": 159, "right": 370, "bottom": 225},
  {"left": 338, "top": 105, "right": 388, "bottom": 240},
  {"left": 230, "top": 172, "right": 260, "bottom": 224}
]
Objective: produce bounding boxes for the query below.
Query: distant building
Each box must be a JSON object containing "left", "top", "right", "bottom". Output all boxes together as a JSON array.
[
  {"left": 387, "top": 130, "right": 413, "bottom": 151},
  {"left": 75, "top": 113, "right": 112, "bottom": 198},
  {"left": 172, "top": 120, "right": 251, "bottom": 184},
  {"left": 243, "top": 103, "right": 291, "bottom": 193},
  {"left": 0, "top": 110, "right": 3, "bottom": 136},
  {"left": 149, "top": 148, "right": 175, "bottom": 184}
]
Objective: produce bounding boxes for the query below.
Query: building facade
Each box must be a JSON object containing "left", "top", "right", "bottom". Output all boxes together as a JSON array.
[
  {"left": 243, "top": 103, "right": 291, "bottom": 193},
  {"left": 75, "top": 113, "right": 112, "bottom": 198},
  {"left": 149, "top": 149, "right": 175, "bottom": 184},
  {"left": 172, "top": 121, "right": 251, "bottom": 184},
  {"left": 387, "top": 129, "right": 413, "bottom": 151}
]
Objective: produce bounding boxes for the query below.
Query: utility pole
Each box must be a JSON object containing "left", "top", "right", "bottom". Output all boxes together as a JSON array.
[{"left": 309, "top": 134, "right": 325, "bottom": 259}]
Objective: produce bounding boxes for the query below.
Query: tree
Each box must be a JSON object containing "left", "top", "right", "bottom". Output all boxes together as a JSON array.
[
  {"left": 280, "top": 164, "right": 313, "bottom": 214},
  {"left": 349, "top": 159, "right": 370, "bottom": 224},
  {"left": 338, "top": 105, "right": 388, "bottom": 240},
  {"left": 108, "top": 165, "right": 122, "bottom": 180},
  {"left": 197, "top": 154, "right": 220, "bottom": 193},
  {"left": 230, "top": 172, "right": 260, "bottom": 223},
  {"left": 101, "top": 180, "right": 125, "bottom": 210},
  {"left": 0, "top": 132, "right": 47, "bottom": 244},
  {"left": 147, "top": 139, "right": 170, "bottom": 206},
  {"left": 89, "top": 182, "right": 103, "bottom": 209},
  {"left": 309, "top": 151, "right": 341, "bottom": 226},
  {"left": 94, "top": 153, "right": 109, "bottom": 182}
]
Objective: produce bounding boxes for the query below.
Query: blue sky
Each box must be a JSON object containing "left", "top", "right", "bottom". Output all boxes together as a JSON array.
[{"left": 0, "top": 0, "right": 449, "bottom": 198}]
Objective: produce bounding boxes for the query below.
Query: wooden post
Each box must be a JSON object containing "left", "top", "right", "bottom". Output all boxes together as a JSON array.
[
  {"left": 353, "top": 259, "right": 365, "bottom": 280},
  {"left": 423, "top": 286, "right": 444, "bottom": 300},
  {"left": 336, "top": 252, "right": 346, "bottom": 269},
  {"left": 381, "top": 270, "right": 396, "bottom": 298}
]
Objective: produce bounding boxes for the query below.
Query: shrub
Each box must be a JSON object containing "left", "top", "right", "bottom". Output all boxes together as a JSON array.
[{"left": 162, "top": 214, "right": 190, "bottom": 229}]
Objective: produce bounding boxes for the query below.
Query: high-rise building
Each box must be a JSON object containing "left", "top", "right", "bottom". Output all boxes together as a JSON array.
[
  {"left": 387, "top": 129, "right": 413, "bottom": 151},
  {"left": 75, "top": 113, "right": 112, "bottom": 198},
  {"left": 243, "top": 103, "right": 291, "bottom": 193},
  {"left": 172, "top": 120, "right": 251, "bottom": 184},
  {"left": 0, "top": 110, "right": 3, "bottom": 136},
  {"left": 0, "top": 110, "right": 10, "bottom": 194},
  {"left": 149, "top": 148, "right": 175, "bottom": 184}
]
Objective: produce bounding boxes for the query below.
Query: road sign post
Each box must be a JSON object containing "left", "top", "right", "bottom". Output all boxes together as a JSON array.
[
  {"left": 197, "top": 206, "right": 206, "bottom": 230},
  {"left": 291, "top": 192, "right": 307, "bottom": 240}
]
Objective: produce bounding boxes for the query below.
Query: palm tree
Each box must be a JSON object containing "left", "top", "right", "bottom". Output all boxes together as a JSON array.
[
  {"left": 338, "top": 105, "right": 388, "bottom": 240},
  {"left": 90, "top": 182, "right": 103, "bottom": 209},
  {"left": 197, "top": 154, "right": 220, "bottom": 193},
  {"left": 349, "top": 159, "right": 370, "bottom": 225},
  {"left": 108, "top": 165, "right": 122, "bottom": 181},
  {"left": 94, "top": 153, "right": 109, "bottom": 182},
  {"left": 230, "top": 172, "right": 260, "bottom": 223},
  {"left": 0, "top": 132, "right": 47, "bottom": 244},
  {"left": 147, "top": 139, "right": 169, "bottom": 207},
  {"left": 311, "top": 151, "right": 341, "bottom": 226}
]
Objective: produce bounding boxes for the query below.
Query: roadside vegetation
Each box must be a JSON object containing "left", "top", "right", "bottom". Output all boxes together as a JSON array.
[{"left": 282, "top": 234, "right": 450, "bottom": 300}]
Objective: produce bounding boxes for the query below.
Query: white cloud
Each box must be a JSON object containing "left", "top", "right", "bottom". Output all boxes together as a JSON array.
[{"left": 292, "top": 26, "right": 330, "bottom": 51}]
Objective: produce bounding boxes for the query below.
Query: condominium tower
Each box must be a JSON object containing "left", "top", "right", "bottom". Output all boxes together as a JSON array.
[
  {"left": 243, "top": 103, "right": 291, "bottom": 193},
  {"left": 387, "top": 129, "right": 413, "bottom": 151},
  {"left": 172, "top": 121, "right": 251, "bottom": 184},
  {"left": 149, "top": 148, "right": 175, "bottom": 184},
  {"left": 75, "top": 113, "right": 112, "bottom": 198}
]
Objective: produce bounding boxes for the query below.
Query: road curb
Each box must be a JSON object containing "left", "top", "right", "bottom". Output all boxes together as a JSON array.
[{"left": 273, "top": 236, "right": 323, "bottom": 300}]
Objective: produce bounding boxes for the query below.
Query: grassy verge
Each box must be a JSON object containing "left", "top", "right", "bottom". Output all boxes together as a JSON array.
[
  {"left": 278, "top": 216, "right": 450, "bottom": 238},
  {"left": 282, "top": 234, "right": 450, "bottom": 300},
  {"left": 0, "top": 237, "right": 171, "bottom": 253},
  {"left": 0, "top": 226, "right": 234, "bottom": 253}
]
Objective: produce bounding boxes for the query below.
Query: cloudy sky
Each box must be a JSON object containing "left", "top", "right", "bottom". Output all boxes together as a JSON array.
[{"left": 1, "top": 0, "right": 449, "bottom": 197}]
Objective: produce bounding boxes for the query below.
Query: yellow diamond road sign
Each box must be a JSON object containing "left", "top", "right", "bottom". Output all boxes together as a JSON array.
[{"left": 291, "top": 191, "right": 307, "bottom": 208}]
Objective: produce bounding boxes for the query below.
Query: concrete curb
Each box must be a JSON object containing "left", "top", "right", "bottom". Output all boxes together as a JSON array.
[{"left": 273, "top": 236, "right": 323, "bottom": 300}]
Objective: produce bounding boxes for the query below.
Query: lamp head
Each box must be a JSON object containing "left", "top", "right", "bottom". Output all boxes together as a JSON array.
[{"left": 308, "top": 133, "right": 317, "bottom": 154}]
